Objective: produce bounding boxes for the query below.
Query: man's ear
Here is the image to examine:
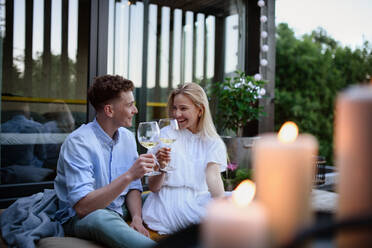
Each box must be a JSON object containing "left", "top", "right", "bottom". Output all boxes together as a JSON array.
[{"left": 103, "top": 104, "right": 114, "bottom": 118}]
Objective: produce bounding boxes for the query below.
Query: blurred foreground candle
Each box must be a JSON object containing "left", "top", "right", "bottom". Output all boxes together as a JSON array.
[
  {"left": 253, "top": 122, "right": 318, "bottom": 246},
  {"left": 202, "top": 180, "right": 268, "bottom": 248},
  {"left": 335, "top": 85, "right": 372, "bottom": 247}
]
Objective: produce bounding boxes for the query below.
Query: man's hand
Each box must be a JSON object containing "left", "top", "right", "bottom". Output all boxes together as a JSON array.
[
  {"left": 127, "top": 154, "right": 155, "bottom": 180},
  {"left": 130, "top": 215, "right": 150, "bottom": 237},
  {"left": 156, "top": 147, "right": 171, "bottom": 168}
]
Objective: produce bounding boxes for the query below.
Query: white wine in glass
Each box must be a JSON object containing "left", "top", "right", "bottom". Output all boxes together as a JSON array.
[
  {"left": 137, "top": 121, "right": 161, "bottom": 176},
  {"left": 159, "top": 138, "right": 176, "bottom": 146},
  {"left": 158, "top": 118, "right": 179, "bottom": 171},
  {"left": 139, "top": 141, "right": 159, "bottom": 149}
]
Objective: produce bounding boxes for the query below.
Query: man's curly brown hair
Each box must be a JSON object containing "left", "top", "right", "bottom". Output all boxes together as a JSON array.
[{"left": 88, "top": 75, "right": 134, "bottom": 111}]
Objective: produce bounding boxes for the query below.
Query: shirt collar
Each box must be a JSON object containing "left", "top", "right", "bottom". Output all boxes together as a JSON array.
[{"left": 92, "top": 118, "right": 120, "bottom": 146}]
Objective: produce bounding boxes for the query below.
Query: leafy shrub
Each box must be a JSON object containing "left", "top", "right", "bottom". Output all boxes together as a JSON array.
[{"left": 275, "top": 23, "right": 372, "bottom": 164}]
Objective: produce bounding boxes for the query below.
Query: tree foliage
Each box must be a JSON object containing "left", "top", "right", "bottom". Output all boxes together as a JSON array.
[
  {"left": 275, "top": 23, "right": 372, "bottom": 164},
  {"left": 3, "top": 53, "right": 79, "bottom": 99}
]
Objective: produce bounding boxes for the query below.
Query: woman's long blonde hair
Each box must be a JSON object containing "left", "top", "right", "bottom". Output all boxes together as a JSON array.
[{"left": 168, "top": 82, "right": 219, "bottom": 139}]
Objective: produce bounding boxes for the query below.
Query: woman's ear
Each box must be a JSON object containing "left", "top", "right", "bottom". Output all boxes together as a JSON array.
[
  {"left": 103, "top": 104, "right": 114, "bottom": 118},
  {"left": 198, "top": 106, "right": 204, "bottom": 118}
]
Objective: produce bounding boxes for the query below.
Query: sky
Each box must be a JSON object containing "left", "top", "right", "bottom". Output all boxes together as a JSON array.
[{"left": 275, "top": 0, "right": 372, "bottom": 49}]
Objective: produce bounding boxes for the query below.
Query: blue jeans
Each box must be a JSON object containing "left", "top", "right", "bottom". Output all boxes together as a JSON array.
[{"left": 63, "top": 209, "right": 156, "bottom": 248}]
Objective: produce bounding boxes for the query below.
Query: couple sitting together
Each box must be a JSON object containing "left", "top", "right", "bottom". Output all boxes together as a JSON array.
[{"left": 54, "top": 75, "right": 227, "bottom": 248}]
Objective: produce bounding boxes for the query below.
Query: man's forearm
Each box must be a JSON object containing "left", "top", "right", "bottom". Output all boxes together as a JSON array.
[{"left": 74, "top": 172, "right": 134, "bottom": 218}]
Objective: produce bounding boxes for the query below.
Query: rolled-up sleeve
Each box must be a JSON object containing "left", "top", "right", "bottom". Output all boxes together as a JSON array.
[
  {"left": 128, "top": 178, "right": 143, "bottom": 192},
  {"left": 116, "top": 129, "right": 143, "bottom": 196},
  {"left": 61, "top": 135, "right": 95, "bottom": 207}
]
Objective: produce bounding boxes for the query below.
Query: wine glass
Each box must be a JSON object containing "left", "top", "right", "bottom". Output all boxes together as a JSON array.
[
  {"left": 137, "top": 121, "right": 162, "bottom": 176},
  {"left": 158, "top": 118, "right": 179, "bottom": 171}
]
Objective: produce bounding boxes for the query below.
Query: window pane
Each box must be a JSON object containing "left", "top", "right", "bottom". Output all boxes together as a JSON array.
[
  {"left": 194, "top": 13, "right": 205, "bottom": 82},
  {"left": 206, "top": 15, "right": 215, "bottom": 79},
  {"left": 172, "top": 9, "right": 182, "bottom": 87},
  {"left": 107, "top": 2, "right": 217, "bottom": 121},
  {"left": 183, "top": 11, "right": 193, "bottom": 83},
  {"left": 0, "top": 0, "right": 88, "bottom": 185},
  {"left": 225, "top": 14, "right": 239, "bottom": 74}
]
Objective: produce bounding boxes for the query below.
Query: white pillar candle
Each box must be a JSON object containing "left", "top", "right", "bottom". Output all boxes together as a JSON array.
[
  {"left": 335, "top": 85, "right": 372, "bottom": 247},
  {"left": 202, "top": 180, "right": 269, "bottom": 248},
  {"left": 253, "top": 122, "right": 318, "bottom": 246}
]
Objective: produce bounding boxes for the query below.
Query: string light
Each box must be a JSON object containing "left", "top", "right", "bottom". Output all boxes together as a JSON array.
[
  {"left": 257, "top": 0, "right": 265, "bottom": 7},
  {"left": 258, "top": 0, "right": 269, "bottom": 81},
  {"left": 254, "top": 74, "right": 262, "bottom": 81},
  {"left": 260, "top": 59, "right": 268, "bottom": 66},
  {"left": 262, "top": 44, "right": 269, "bottom": 52}
]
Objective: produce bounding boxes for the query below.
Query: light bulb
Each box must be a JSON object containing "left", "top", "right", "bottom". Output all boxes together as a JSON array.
[
  {"left": 254, "top": 74, "right": 262, "bottom": 81},
  {"left": 260, "top": 59, "right": 268, "bottom": 66},
  {"left": 260, "top": 16, "right": 267, "bottom": 23}
]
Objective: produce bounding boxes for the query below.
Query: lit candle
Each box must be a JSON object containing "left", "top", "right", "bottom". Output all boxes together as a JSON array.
[
  {"left": 253, "top": 122, "right": 318, "bottom": 246},
  {"left": 335, "top": 85, "right": 372, "bottom": 247},
  {"left": 202, "top": 180, "right": 268, "bottom": 248}
]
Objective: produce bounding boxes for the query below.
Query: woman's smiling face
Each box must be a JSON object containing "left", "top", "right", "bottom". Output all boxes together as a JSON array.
[{"left": 172, "top": 94, "right": 201, "bottom": 133}]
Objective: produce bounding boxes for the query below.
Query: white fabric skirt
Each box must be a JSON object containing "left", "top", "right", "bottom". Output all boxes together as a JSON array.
[{"left": 142, "top": 186, "right": 211, "bottom": 235}]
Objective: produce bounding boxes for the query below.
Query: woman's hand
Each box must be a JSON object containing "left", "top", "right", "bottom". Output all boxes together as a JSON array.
[{"left": 156, "top": 147, "right": 171, "bottom": 168}]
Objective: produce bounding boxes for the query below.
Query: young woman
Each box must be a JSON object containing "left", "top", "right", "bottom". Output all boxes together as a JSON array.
[{"left": 142, "top": 82, "right": 227, "bottom": 235}]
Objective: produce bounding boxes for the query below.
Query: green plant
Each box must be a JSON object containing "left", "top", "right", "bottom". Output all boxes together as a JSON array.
[
  {"left": 211, "top": 70, "right": 267, "bottom": 137},
  {"left": 222, "top": 167, "right": 253, "bottom": 191}
]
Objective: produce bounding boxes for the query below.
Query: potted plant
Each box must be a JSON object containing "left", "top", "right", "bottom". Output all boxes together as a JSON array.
[
  {"left": 223, "top": 162, "right": 253, "bottom": 191},
  {"left": 210, "top": 70, "right": 267, "bottom": 169},
  {"left": 211, "top": 70, "right": 267, "bottom": 136}
]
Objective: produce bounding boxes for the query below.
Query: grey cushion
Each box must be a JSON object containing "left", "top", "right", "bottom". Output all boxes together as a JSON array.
[{"left": 37, "top": 237, "right": 105, "bottom": 248}]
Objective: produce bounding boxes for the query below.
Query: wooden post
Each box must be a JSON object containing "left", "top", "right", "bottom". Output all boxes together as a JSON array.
[
  {"left": 243, "top": 0, "right": 260, "bottom": 136},
  {"left": 258, "top": 0, "right": 276, "bottom": 133}
]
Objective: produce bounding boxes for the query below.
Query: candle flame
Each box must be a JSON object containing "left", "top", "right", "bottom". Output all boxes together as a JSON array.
[
  {"left": 278, "top": 121, "right": 298, "bottom": 143},
  {"left": 232, "top": 180, "right": 256, "bottom": 208}
]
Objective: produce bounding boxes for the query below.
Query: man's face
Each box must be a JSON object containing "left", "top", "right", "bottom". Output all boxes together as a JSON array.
[{"left": 111, "top": 91, "right": 138, "bottom": 127}]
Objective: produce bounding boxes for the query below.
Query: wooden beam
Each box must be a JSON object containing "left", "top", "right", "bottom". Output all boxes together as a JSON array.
[
  {"left": 88, "top": 0, "right": 109, "bottom": 121},
  {"left": 242, "top": 0, "right": 261, "bottom": 136},
  {"left": 258, "top": 0, "right": 276, "bottom": 133},
  {"left": 138, "top": 0, "right": 149, "bottom": 123},
  {"left": 211, "top": 16, "right": 225, "bottom": 119}
]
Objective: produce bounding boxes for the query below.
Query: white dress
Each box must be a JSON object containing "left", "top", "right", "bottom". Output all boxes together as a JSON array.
[{"left": 142, "top": 127, "right": 227, "bottom": 234}]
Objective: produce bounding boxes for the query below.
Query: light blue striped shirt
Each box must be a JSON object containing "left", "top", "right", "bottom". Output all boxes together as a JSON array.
[{"left": 54, "top": 119, "right": 142, "bottom": 223}]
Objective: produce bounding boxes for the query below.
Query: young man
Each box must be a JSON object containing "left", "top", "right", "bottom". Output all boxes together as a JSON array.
[{"left": 54, "top": 75, "right": 156, "bottom": 248}]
